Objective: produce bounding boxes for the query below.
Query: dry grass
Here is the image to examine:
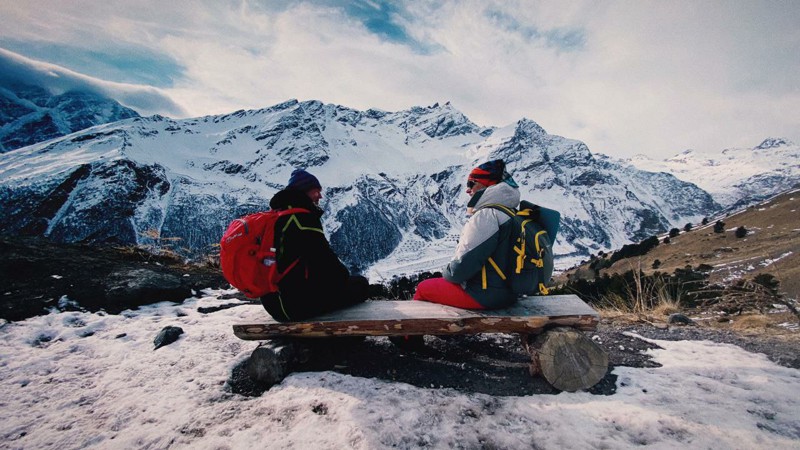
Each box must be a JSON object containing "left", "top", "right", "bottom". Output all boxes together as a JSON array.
[
  {"left": 701, "top": 311, "right": 800, "bottom": 340},
  {"left": 594, "top": 264, "right": 684, "bottom": 316},
  {"left": 729, "top": 314, "right": 772, "bottom": 331},
  {"left": 652, "top": 299, "right": 681, "bottom": 317}
]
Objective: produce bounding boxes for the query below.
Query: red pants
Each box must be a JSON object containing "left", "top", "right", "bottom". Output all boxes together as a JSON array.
[{"left": 413, "top": 277, "right": 485, "bottom": 309}]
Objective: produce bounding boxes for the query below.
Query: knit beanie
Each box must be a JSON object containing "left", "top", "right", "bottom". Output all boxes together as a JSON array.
[
  {"left": 468, "top": 159, "right": 506, "bottom": 187},
  {"left": 286, "top": 169, "right": 322, "bottom": 192}
]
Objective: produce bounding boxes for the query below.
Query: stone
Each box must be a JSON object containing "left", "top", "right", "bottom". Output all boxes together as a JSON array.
[
  {"left": 153, "top": 325, "right": 184, "bottom": 350},
  {"left": 668, "top": 313, "right": 695, "bottom": 325}
]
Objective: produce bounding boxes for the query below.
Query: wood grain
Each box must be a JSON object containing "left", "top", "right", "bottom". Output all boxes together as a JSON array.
[{"left": 233, "top": 295, "right": 599, "bottom": 339}]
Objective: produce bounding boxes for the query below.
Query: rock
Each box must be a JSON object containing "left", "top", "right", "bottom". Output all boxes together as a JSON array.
[
  {"left": 668, "top": 313, "right": 695, "bottom": 325},
  {"left": 153, "top": 326, "right": 184, "bottom": 350},
  {"left": 106, "top": 269, "right": 191, "bottom": 307},
  {"left": 246, "top": 339, "right": 313, "bottom": 386}
]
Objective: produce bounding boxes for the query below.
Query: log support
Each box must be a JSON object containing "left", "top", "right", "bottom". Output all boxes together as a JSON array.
[
  {"left": 521, "top": 327, "right": 609, "bottom": 392},
  {"left": 246, "top": 338, "right": 313, "bottom": 386}
]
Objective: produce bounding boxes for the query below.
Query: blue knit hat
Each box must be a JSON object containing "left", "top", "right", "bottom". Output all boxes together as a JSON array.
[{"left": 287, "top": 169, "right": 322, "bottom": 192}]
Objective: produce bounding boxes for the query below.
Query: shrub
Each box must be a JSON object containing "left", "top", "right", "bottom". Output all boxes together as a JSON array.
[
  {"left": 652, "top": 259, "right": 661, "bottom": 269},
  {"left": 702, "top": 217, "right": 709, "bottom": 225},
  {"left": 735, "top": 226, "right": 748, "bottom": 238},
  {"left": 753, "top": 273, "right": 779, "bottom": 295},
  {"left": 557, "top": 267, "right": 699, "bottom": 313},
  {"left": 713, "top": 220, "right": 725, "bottom": 233},
  {"left": 684, "top": 223, "right": 692, "bottom": 232},
  {"left": 663, "top": 236, "right": 671, "bottom": 244},
  {"left": 669, "top": 228, "right": 680, "bottom": 238},
  {"left": 608, "top": 235, "right": 659, "bottom": 265}
]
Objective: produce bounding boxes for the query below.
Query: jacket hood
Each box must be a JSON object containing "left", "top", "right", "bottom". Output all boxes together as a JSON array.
[
  {"left": 470, "top": 181, "right": 520, "bottom": 212},
  {"left": 270, "top": 188, "right": 322, "bottom": 214}
]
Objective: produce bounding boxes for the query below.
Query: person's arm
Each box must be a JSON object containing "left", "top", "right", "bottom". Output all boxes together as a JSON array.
[
  {"left": 443, "top": 209, "right": 500, "bottom": 283},
  {"left": 294, "top": 213, "right": 350, "bottom": 281}
]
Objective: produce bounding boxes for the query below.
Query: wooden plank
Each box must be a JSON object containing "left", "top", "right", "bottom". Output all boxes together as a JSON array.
[{"left": 233, "top": 295, "right": 599, "bottom": 340}]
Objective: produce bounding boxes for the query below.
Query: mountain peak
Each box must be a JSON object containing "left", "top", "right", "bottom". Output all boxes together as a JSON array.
[
  {"left": 516, "top": 118, "right": 547, "bottom": 135},
  {"left": 394, "top": 102, "right": 479, "bottom": 139},
  {"left": 0, "top": 82, "right": 139, "bottom": 153},
  {"left": 755, "top": 138, "right": 792, "bottom": 150}
]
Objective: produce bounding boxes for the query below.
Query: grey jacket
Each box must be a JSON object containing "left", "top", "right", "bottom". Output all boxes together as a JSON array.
[{"left": 443, "top": 182, "right": 521, "bottom": 308}]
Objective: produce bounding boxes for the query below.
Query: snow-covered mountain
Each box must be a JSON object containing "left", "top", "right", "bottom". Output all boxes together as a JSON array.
[
  {"left": 0, "top": 99, "right": 718, "bottom": 279},
  {"left": 627, "top": 138, "right": 800, "bottom": 210},
  {"left": 0, "top": 81, "right": 139, "bottom": 153}
]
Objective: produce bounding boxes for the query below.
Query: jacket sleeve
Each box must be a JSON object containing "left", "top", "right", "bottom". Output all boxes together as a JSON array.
[
  {"left": 294, "top": 213, "right": 350, "bottom": 283},
  {"left": 443, "top": 209, "right": 501, "bottom": 283}
]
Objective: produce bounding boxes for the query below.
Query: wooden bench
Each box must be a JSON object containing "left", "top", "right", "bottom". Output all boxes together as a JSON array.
[{"left": 233, "top": 294, "right": 608, "bottom": 392}]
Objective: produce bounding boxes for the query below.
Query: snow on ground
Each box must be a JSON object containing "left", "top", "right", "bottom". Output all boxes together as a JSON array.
[{"left": 2, "top": 290, "right": 799, "bottom": 449}]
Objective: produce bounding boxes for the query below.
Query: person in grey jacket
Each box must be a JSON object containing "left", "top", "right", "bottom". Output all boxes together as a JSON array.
[{"left": 413, "top": 159, "right": 520, "bottom": 309}]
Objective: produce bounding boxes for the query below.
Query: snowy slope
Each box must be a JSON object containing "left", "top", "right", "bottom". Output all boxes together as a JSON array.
[
  {"left": 0, "top": 81, "right": 139, "bottom": 153},
  {"left": 0, "top": 100, "right": 718, "bottom": 278},
  {"left": 627, "top": 138, "right": 800, "bottom": 209},
  {"left": 1, "top": 291, "right": 798, "bottom": 449}
]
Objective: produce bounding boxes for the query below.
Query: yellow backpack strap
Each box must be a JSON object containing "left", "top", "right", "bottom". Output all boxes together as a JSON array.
[
  {"left": 482, "top": 203, "right": 516, "bottom": 217},
  {"left": 538, "top": 283, "right": 550, "bottom": 295},
  {"left": 488, "top": 257, "right": 506, "bottom": 280},
  {"left": 527, "top": 229, "right": 547, "bottom": 268}
]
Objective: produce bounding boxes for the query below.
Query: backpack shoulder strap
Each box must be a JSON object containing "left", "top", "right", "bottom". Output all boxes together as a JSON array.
[
  {"left": 278, "top": 207, "right": 323, "bottom": 234},
  {"left": 479, "top": 203, "right": 517, "bottom": 218}
]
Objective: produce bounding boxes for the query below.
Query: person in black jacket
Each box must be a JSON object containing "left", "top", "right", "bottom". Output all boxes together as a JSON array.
[{"left": 260, "top": 169, "right": 369, "bottom": 322}]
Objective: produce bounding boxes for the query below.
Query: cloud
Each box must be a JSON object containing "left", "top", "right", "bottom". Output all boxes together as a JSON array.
[
  {"left": 1, "top": 39, "right": 183, "bottom": 88},
  {"left": 0, "top": 48, "right": 186, "bottom": 117},
  {"left": 0, "top": 0, "right": 798, "bottom": 158}
]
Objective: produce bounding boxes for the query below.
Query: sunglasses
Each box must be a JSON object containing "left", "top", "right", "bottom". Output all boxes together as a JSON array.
[{"left": 466, "top": 180, "right": 476, "bottom": 189}]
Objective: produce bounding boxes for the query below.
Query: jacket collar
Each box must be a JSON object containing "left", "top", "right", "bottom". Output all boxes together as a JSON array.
[
  {"left": 469, "top": 181, "right": 520, "bottom": 214},
  {"left": 270, "top": 188, "right": 322, "bottom": 215}
]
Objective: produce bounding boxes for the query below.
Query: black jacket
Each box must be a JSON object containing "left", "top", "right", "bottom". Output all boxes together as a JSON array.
[{"left": 269, "top": 189, "right": 350, "bottom": 298}]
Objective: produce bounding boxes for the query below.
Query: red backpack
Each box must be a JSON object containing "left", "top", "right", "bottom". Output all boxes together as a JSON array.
[{"left": 219, "top": 208, "right": 309, "bottom": 298}]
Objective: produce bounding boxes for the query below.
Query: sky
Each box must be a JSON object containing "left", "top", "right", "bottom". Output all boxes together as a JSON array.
[
  {"left": 1, "top": 290, "right": 799, "bottom": 448},
  {"left": 0, "top": 0, "right": 798, "bottom": 159}
]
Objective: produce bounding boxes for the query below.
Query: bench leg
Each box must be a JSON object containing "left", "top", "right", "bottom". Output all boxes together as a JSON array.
[
  {"left": 521, "top": 327, "right": 609, "bottom": 392},
  {"left": 246, "top": 338, "right": 313, "bottom": 387}
]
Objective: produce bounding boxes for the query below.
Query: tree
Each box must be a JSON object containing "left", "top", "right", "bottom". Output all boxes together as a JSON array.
[
  {"left": 735, "top": 226, "right": 748, "bottom": 238},
  {"left": 669, "top": 228, "right": 680, "bottom": 238},
  {"left": 713, "top": 220, "right": 725, "bottom": 233},
  {"left": 684, "top": 223, "right": 692, "bottom": 232}
]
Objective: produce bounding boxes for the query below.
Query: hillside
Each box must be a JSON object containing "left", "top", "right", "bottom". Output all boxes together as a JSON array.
[{"left": 558, "top": 188, "right": 800, "bottom": 319}]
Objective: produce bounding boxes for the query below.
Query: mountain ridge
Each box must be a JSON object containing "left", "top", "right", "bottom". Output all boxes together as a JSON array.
[
  {"left": 626, "top": 138, "right": 800, "bottom": 210},
  {"left": 0, "top": 98, "right": 771, "bottom": 279},
  {"left": 0, "top": 81, "right": 140, "bottom": 153}
]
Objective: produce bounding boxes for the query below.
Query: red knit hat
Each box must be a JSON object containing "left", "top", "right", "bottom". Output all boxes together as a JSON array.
[{"left": 467, "top": 160, "right": 505, "bottom": 187}]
